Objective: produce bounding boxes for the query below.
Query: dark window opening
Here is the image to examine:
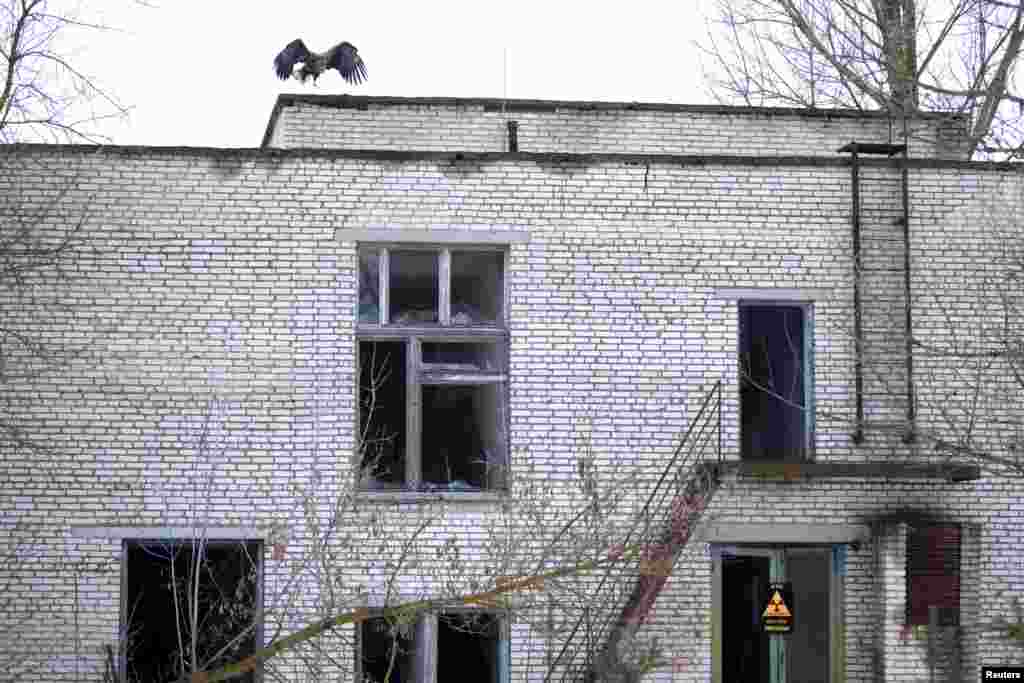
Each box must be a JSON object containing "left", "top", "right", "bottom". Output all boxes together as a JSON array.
[
  {"left": 740, "top": 304, "right": 808, "bottom": 461},
  {"left": 451, "top": 251, "right": 503, "bottom": 325},
  {"left": 421, "top": 385, "right": 500, "bottom": 490},
  {"left": 438, "top": 613, "right": 503, "bottom": 683},
  {"left": 390, "top": 251, "right": 438, "bottom": 325},
  {"left": 360, "top": 617, "right": 415, "bottom": 683},
  {"left": 421, "top": 342, "right": 503, "bottom": 374},
  {"left": 359, "top": 248, "right": 381, "bottom": 324},
  {"left": 124, "top": 540, "right": 260, "bottom": 683},
  {"left": 360, "top": 341, "right": 407, "bottom": 489},
  {"left": 907, "top": 524, "right": 961, "bottom": 626}
]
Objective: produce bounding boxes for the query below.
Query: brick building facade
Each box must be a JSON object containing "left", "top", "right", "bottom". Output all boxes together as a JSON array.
[{"left": 1, "top": 95, "right": 1021, "bottom": 681}]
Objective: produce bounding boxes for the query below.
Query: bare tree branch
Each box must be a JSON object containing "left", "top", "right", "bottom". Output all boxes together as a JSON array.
[{"left": 1, "top": 0, "right": 130, "bottom": 143}]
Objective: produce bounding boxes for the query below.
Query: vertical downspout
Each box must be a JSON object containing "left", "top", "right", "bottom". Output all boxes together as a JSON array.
[
  {"left": 900, "top": 153, "right": 916, "bottom": 442},
  {"left": 851, "top": 149, "right": 865, "bottom": 443}
]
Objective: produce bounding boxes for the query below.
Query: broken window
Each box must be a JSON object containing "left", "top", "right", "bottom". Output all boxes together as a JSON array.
[
  {"left": 359, "top": 617, "right": 415, "bottom": 683},
  {"left": 739, "top": 303, "right": 812, "bottom": 460},
  {"left": 421, "top": 384, "right": 502, "bottom": 490},
  {"left": 906, "top": 524, "right": 961, "bottom": 626},
  {"left": 437, "top": 612, "right": 505, "bottom": 682},
  {"left": 390, "top": 251, "right": 439, "bottom": 324},
  {"left": 451, "top": 251, "right": 503, "bottom": 325},
  {"left": 360, "top": 248, "right": 382, "bottom": 324},
  {"left": 421, "top": 342, "right": 503, "bottom": 374},
  {"left": 356, "top": 247, "right": 504, "bottom": 329},
  {"left": 357, "top": 245, "right": 508, "bottom": 494},
  {"left": 358, "top": 612, "right": 507, "bottom": 683},
  {"left": 123, "top": 540, "right": 260, "bottom": 683},
  {"left": 359, "top": 341, "right": 407, "bottom": 490}
]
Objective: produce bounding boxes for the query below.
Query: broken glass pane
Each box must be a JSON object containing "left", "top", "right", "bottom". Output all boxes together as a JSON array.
[
  {"left": 359, "top": 248, "right": 381, "bottom": 324},
  {"left": 124, "top": 541, "right": 260, "bottom": 683},
  {"left": 360, "top": 617, "right": 415, "bottom": 682},
  {"left": 359, "top": 341, "right": 407, "bottom": 488},
  {"left": 421, "top": 385, "right": 501, "bottom": 490},
  {"left": 421, "top": 342, "right": 503, "bottom": 373},
  {"left": 390, "top": 250, "right": 439, "bottom": 325},
  {"left": 451, "top": 251, "right": 503, "bottom": 325},
  {"left": 438, "top": 613, "right": 503, "bottom": 683}
]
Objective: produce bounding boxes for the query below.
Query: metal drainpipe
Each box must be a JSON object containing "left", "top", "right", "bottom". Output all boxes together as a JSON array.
[
  {"left": 901, "top": 154, "right": 916, "bottom": 442},
  {"left": 851, "top": 149, "right": 865, "bottom": 443}
]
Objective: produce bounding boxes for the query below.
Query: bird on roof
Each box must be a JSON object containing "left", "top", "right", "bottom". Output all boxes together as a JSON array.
[{"left": 273, "top": 39, "right": 368, "bottom": 85}]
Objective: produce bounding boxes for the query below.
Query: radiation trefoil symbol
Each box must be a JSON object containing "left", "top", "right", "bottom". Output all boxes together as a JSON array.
[{"left": 763, "top": 590, "right": 792, "bottom": 618}]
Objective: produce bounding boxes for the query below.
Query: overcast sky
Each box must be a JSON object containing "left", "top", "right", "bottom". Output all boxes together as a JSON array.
[{"left": 62, "top": 0, "right": 716, "bottom": 148}]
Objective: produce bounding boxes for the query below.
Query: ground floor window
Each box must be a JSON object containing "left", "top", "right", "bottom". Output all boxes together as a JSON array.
[
  {"left": 122, "top": 539, "right": 261, "bottom": 683},
  {"left": 358, "top": 611, "right": 507, "bottom": 682}
]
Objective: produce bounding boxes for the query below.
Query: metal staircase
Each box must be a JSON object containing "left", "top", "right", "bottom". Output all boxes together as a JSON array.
[
  {"left": 839, "top": 142, "right": 916, "bottom": 443},
  {"left": 543, "top": 382, "right": 723, "bottom": 682}
]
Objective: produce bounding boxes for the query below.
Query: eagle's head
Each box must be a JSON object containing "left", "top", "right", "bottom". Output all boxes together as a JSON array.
[{"left": 297, "top": 65, "right": 320, "bottom": 84}]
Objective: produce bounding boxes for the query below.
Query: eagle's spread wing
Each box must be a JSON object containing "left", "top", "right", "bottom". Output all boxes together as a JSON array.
[
  {"left": 328, "top": 42, "right": 368, "bottom": 85},
  {"left": 274, "top": 39, "right": 311, "bottom": 80}
]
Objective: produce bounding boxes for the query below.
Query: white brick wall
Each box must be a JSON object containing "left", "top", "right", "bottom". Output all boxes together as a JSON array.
[
  {"left": 266, "top": 95, "right": 967, "bottom": 159},
  {"left": 0, "top": 97, "right": 1021, "bottom": 682}
]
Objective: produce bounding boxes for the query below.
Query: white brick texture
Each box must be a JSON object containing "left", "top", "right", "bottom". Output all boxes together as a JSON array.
[{"left": 0, "top": 97, "right": 1021, "bottom": 681}]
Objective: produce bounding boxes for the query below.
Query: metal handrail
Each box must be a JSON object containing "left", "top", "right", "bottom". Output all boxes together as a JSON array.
[{"left": 543, "top": 381, "right": 723, "bottom": 682}]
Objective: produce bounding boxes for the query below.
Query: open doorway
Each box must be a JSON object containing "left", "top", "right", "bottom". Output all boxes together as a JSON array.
[
  {"left": 714, "top": 546, "right": 836, "bottom": 683},
  {"left": 721, "top": 555, "right": 771, "bottom": 682},
  {"left": 739, "top": 303, "right": 813, "bottom": 460}
]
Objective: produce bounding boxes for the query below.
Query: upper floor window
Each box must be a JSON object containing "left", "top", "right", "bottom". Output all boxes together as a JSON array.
[
  {"left": 357, "top": 245, "right": 507, "bottom": 495},
  {"left": 359, "top": 247, "right": 504, "bottom": 327}
]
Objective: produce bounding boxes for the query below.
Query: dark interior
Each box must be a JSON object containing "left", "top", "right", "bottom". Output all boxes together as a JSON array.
[
  {"left": 438, "top": 613, "right": 501, "bottom": 683},
  {"left": 360, "top": 618, "right": 414, "bottom": 683},
  {"left": 740, "top": 304, "right": 807, "bottom": 460},
  {"left": 721, "top": 555, "right": 770, "bottom": 683},
  {"left": 359, "top": 341, "right": 407, "bottom": 487},
  {"left": 389, "top": 251, "right": 438, "bottom": 324},
  {"left": 421, "top": 385, "right": 498, "bottom": 490},
  {"left": 124, "top": 541, "right": 259, "bottom": 683},
  {"left": 451, "top": 251, "right": 503, "bottom": 325}
]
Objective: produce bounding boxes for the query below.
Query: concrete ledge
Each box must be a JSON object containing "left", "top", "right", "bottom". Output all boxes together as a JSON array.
[
  {"left": 337, "top": 228, "right": 530, "bottom": 244},
  {"left": 69, "top": 526, "right": 263, "bottom": 540},
  {"left": 698, "top": 522, "right": 870, "bottom": 544},
  {"left": 723, "top": 461, "right": 981, "bottom": 481},
  {"left": 712, "top": 287, "right": 835, "bottom": 301}
]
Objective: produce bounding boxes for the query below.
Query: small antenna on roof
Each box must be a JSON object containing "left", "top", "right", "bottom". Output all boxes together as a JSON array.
[{"left": 502, "top": 47, "right": 508, "bottom": 116}]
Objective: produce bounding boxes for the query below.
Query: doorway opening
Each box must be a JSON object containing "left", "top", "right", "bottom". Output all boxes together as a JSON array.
[
  {"left": 714, "top": 546, "right": 836, "bottom": 683},
  {"left": 722, "top": 555, "right": 771, "bottom": 682},
  {"left": 739, "top": 303, "right": 813, "bottom": 460}
]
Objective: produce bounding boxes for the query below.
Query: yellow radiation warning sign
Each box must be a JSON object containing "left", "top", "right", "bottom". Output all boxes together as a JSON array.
[{"left": 762, "top": 582, "right": 794, "bottom": 633}]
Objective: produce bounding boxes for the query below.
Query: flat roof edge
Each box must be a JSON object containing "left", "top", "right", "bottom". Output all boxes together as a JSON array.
[
  {"left": 267, "top": 93, "right": 968, "bottom": 121},
  {"left": 2, "top": 144, "right": 1019, "bottom": 171}
]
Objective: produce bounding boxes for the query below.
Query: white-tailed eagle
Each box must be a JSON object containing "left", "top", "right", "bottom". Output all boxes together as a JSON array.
[{"left": 273, "top": 39, "right": 368, "bottom": 85}]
